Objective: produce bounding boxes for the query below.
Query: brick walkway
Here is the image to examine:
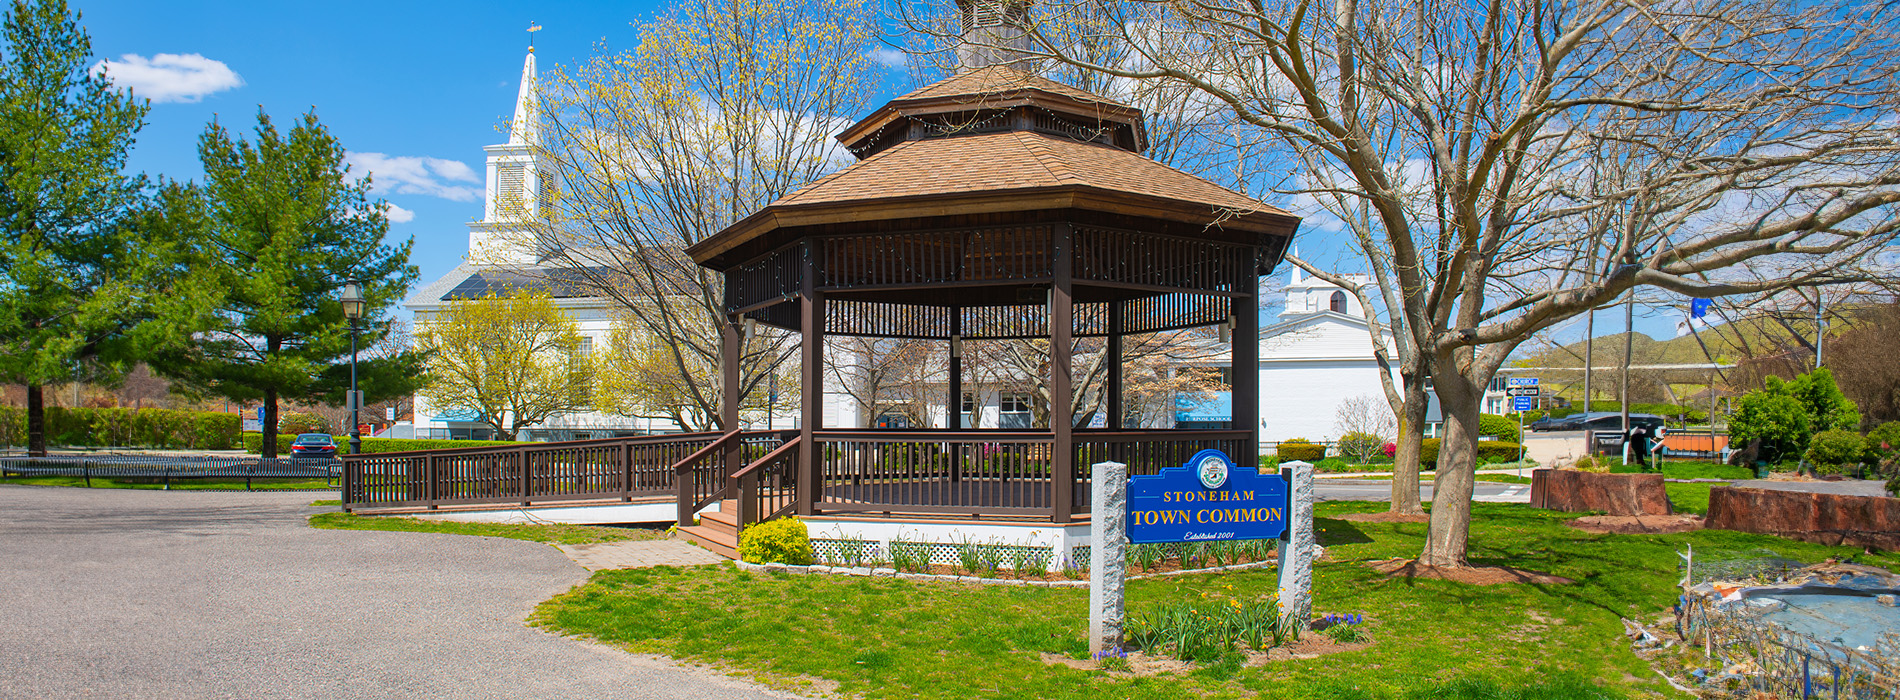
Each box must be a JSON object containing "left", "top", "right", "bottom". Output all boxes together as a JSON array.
[{"left": 557, "top": 539, "right": 731, "bottom": 571}]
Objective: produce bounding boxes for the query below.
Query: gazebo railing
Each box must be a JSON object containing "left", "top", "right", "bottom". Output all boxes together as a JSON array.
[{"left": 1072, "top": 429, "right": 1251, "bottom": 514}]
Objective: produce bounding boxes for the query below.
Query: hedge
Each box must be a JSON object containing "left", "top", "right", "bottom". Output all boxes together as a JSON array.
[
  {"left": 1419, "top": 438, "right": 1525, "bottom": 466},
  {"left": 0, "top": 407, "right": 241, "bottom": 450},
  {"left": 1275, "top": 439, "right": 1327, "bottom": 462},
  {"left": 242, "top": 434, "right": 527, "bottom": 454}
]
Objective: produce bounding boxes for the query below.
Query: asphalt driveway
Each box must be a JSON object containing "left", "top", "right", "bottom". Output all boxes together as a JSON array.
[{"left": 0, "top": 485, "right": 805, "bottom": 700}]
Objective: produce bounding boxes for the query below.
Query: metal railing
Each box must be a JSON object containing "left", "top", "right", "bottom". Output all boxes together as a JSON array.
[{"left": 0, "top": 454, "right": 339, "bottom": 490}]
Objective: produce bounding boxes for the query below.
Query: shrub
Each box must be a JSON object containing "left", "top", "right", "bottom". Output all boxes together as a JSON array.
[
  {"left": 1312, "top": 457, "right": 1355, "bottom": 473},
  {"left": 1864, "top": 421, "right": 1900, "bottom": 462},
  {"left": 1276, "top": 438, "right": 1326, "bottom": 462},
  {"left": 737, "top": 517, "right": 813, "bottom": 565},
  {"left": 277, "top": 412, "right": 329, "bottom": 435},
  {"left": 1731, "top": 377, "right": 1813, "bottom": 464},
  {"left": 1257, "top": 454, "right": 1280, "bottom": 470},
  {"left": 0, "top": 407, "right": 241, "bottom": 450},
  {"left": 1477, "top": 414, "right": 1522, "bottom": 443},
  {"left": 242, "top": 434, "right": 527, "bottom": 454},
  {"left": 1416, "top": 438, "right": 1520, "bottom": 466},
  {"left": 1336, "top": 431, "right": 1385, "bottom": 463},
  {"left": 1805, "top": 429, "right": 1866, "bottom": 474},
  {"left": 1381, "top": 442, "right": 1396, "bottom": 458}
]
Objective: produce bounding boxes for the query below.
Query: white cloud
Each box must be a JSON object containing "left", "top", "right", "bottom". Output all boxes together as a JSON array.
[
  {"left": 382, "top": 203, "right": 416, "bottom": 223},
  {"left": 346, "top": 152, "right": 481, "bottom": 202},
  {"left": 868, "top": 47, "right": 907, "bottom": 69},
  {"left": 92, "top": 53, "right": 242, "bottom": 103}
]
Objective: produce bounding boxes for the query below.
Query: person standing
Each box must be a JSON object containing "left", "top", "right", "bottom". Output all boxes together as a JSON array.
[{"left": 1627, "top": 424, "right": 1653, "bottom": 470}]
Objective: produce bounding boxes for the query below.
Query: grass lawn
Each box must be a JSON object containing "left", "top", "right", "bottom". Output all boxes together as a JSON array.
[
  {"left": 0, "top": 475, "right": 334, "bottom": 490},
  {"left": 1664, "top": 483, "right": 1713, "bottom": 515},
  {"left": 1610, "top": 461, "right": 1753, "bottom": 480},
  {"left": 307, "top": 512, "right": 661, "bottom": 545},
  {"left": 1342, "top": 473, "right": 1532, "bottom": 484},
  {"left": 532, "top": 501, "right": 1899, "bottom": 700}
]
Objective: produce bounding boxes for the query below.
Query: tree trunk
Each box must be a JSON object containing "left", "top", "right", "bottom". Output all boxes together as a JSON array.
[
  {"left": 26, "top": 383, "right": 47, "bottom": 457},
  {"left": 261, "top": 390, "right": 279, "bottom": 459},
  {"left": 1419, "top": 357, "right": 1483, "bottom": 567},
  {"left": 1388, "top": 372, "right": 1428, "bottom": 514}
]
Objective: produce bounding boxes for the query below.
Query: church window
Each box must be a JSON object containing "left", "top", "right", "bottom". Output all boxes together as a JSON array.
[
  {"left": 1329, "top": 291, "right": 1347, "bottom": 313},
  {"left": 497, "top": 163, "right": 527, "bottom": 217}
]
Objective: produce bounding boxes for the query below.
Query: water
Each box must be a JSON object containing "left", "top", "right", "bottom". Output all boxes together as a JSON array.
[{"left": 1753, "top": 589, "right": 1900, "bottom": 650}]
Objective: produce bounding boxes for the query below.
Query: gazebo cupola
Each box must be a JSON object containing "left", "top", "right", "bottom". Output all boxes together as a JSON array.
[{"left": 686, "top": 25, "right": 1301, "bottom": 523}]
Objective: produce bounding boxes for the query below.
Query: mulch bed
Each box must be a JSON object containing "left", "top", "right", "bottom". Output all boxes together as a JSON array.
[
  {"left": 1566, "top": 514, "right": 1704, "bottom": 534},
  {"left": 1334, "top": 511, "right": 1431, "bottom": 524},
  {"left": 1368, "top": 557, "right": 1574, "bottom": 585}
]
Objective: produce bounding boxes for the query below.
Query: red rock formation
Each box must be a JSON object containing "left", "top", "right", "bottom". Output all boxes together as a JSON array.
[
  {"left": 1704, "top": 486, "right": 1900, "bottom": 550},
  {"left": 1529, "top": 470, "right": 1673, "bottom": 516}
]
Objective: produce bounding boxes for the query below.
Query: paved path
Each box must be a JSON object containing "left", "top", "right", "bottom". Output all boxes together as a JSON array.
[
  {"left": 559, "top": 540, "right": 728, "bottom": 572},
  {"left": 0, "top": 485, "right": 808, "bottom": 700},
  {"left": 1314, "top": 479, "right": 1528, "bottom": 503}
]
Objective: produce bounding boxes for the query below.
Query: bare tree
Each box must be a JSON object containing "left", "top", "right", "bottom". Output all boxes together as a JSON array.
[
  {"left": 828, "top": 337, "right": 942, "bottom": 428},
  {"left": 494, "top": 0, "right": 880, "bottom": 432},
  {"left": 912, "top": 0, "right": 1900, "bottom": 568},
  {"left": 1334, "top": 393, "right": 1397, "bottom": 462}
]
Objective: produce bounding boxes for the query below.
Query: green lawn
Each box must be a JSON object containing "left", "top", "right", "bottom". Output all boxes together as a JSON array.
[
  {"left": 1610, "top": 461, "right": 1753, "bottom": 480},
  {"left": 1343, "top": 473, "right": 1531, "bottom": 484},
  {"left": 532, "top": 502, "right": 1897, "bottom": 700},
  {"left": 307, "top": 512, "right": 661, "bottom": 545},
  {"left": 1664, "top": 483, "right": 1712, "bottom": 515},
  {"left": 0, "top": 474, "right": 334, "bottom": 491}
]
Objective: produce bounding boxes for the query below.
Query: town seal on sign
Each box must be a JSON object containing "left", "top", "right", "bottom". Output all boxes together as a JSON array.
[{"left": 1193, "top": 449, "right": 1231, "bottom": 490}]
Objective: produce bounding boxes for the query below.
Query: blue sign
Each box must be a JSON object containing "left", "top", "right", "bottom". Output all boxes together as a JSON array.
[
  {"left": 1690, "top": 298, "right": 1711, "bottom": 319},
  {"left": 1513, "top": 396, "right": 1538, "bottom": 411},
  {"left": 1508, "top": 377, "right": 1539, "bottom": 386},
  {"left": 1127, "top": 449, "right": 1287, "bottom": 544}
]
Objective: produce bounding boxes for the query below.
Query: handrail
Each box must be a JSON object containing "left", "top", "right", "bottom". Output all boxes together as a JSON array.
[
  {"left": 342, "top": 430, "right": 723, "bottom": 460},
  {"left": 669, "top": 430, "right": 743, "bottom": 473},
  {"left": 730, "top": 434, "right": 802, "bottom": 480}
]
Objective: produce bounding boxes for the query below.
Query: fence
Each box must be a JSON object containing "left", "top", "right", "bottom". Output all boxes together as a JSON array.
[
  {"left": 0, "top": 454, "right": 339, "bottom": 490},
  {"left": 1676, "top": 550, "right": 1900, "bottom": 698}
]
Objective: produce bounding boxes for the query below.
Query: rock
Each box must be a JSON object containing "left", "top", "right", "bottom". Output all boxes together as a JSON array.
[
  {"left": 1704, "top": 486, "right": 1900, "bottom": 550},
  {"left": 1530, "top": 469, "right": 1672, "bottom": 515},
  {"left": 1878, "top": 594, "right": 1896, "bottom": 607},
  {"left": 871, "top": 567, "right": 896, "bottom": 577},
  {"left": 846, "top": 567, "right": 871, "bottom": 577},
  {"left": 809, "top": 565, "right": 831, "bottom": 574}
]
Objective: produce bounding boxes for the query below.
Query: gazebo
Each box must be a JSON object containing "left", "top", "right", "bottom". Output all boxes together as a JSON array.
[
  {"left": 676, "top": 63, "right": 1300, "bottom": 542},
  {"left": 340, "top": 47, "right": 1300, "bottom": 559}
]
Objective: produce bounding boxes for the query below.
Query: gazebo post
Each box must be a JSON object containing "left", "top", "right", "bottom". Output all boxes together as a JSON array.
[
  {"left": 798, "top": 255, "right": 825, "bottom": 516},
  {"left": 1050, "top": 226, "right": 1075, "bottom": 523},
  {"left": 721, "top": 313, "right": 743, "bottom": 514},
  {"left": 1106, "top": 300, "right": 1124, "bottom": 430},
  {"left": 947, "top": 307, "right": 962, "bottom": 429},
  {"left": 1233, "top": 269, "right": 1261, "bottom": 464}
]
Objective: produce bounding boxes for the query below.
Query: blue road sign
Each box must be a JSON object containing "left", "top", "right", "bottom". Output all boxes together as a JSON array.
[
  {"left": 1127, "top": 449, "right": 1287, "bottom": 544},
  {"left": 1513, "top": 396, "right": 1538, "bottom": 412},
  {"left": 1508, "top": 377, "right": 1540, "bottom": 386}
]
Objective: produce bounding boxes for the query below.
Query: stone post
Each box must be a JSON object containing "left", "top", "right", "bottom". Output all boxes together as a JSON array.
[
  {"left": 1088, "top": 460, "right": 1127, "bottom": 655},
  {"left": 1276, "top": 460, "right": 1315, "bottom": 623}
]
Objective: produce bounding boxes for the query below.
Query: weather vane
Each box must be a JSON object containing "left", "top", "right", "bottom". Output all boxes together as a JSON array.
[{"left": 527, "top": 22, "right": 542, "bottom": 51}]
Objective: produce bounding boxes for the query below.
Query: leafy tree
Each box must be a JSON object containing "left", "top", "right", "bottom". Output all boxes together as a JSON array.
[
  {"left": 0, "top": 0, "right": 200, "bottom": 456},
  {"left": 1730, "top": 377, "right": 1812, "bottom": 464},
  {"left": 1788, "top": 368, "right": 1860, "bottom": 436},
  {"left": 415, "top": 291, "right": 592, "bottom": 441},
  {"left": 153, "top": 111, "right": 419, "bottom": 458}
]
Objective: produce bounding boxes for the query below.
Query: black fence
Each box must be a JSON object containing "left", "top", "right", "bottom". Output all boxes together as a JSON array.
[{"left": 0, "top": 454, "right": 340, "bottom": 490}]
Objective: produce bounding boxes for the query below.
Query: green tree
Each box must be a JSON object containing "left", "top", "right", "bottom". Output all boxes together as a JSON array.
[
  {"left": 1788, "top": 368, "right": 1860, "bottom": 435},
  {"left": 1730, "top": 376, "right": 1813, "bottom": 464},
  {"left": 0, "top": 0, "right": 206, "bottom": 456},
  {"left": 153, "top": 110, "right": 419, "bottom": 458},
  {"left": 415, "top": 291, "right": 592, "bottom": 441}
]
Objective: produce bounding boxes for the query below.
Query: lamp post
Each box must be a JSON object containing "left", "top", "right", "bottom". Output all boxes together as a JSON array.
[{"left": 340, "top": 278, "right": 366, "bottom": 456}]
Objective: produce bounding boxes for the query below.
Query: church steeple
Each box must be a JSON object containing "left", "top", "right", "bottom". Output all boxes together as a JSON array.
[
  {"left": 469, "top": 41, "right": 550, "bottom": 266},
  {"left": 508, "top": 48, "right": 540, "bottom": 146}
]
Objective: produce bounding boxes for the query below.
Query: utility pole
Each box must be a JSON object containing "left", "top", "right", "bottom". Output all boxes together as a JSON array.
[
  {"left": 1582, "top": 309, "right": 1594, "bottom": 414},
  {"left": 1621, "top": 295, "right": 1634, "bottom": 466},
  {"left": 1814, "top": 294, "right": 1825, "bottom": 369}
]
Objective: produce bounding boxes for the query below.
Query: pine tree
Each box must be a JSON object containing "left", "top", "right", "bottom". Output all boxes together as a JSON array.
[
  {"left": 153, "top": 110, "right": 421, "bottom": 458},
  {"left": 0, "top": 0, "right": 179, "bottom": 456}
]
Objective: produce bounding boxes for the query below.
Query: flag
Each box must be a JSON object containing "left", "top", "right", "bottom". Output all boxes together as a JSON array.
[{"left": 1690, "top": 298, "right": 1711, "bottom": 319}]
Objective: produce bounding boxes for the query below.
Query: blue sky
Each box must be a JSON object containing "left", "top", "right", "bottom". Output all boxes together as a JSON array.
[{"left": 73, "top": 0, "right": 1696, "bottom": 346}]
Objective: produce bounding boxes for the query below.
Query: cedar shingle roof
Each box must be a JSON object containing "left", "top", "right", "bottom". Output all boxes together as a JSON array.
[
  {"left": 893, "top": 66, "right": 1133, "bottom": 110},
  {"left": 778, "top": 130, "right": 1285, "bottom": 215}
]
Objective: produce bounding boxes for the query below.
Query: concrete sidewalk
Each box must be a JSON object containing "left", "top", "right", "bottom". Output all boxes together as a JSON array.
[{"left": 0, "top": 485, "right": 808, "bottom": 700}]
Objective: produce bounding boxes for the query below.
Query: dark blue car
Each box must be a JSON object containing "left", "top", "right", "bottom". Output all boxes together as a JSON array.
[{"left": 290, "top": 433, "right": 338, "bottom": 460}]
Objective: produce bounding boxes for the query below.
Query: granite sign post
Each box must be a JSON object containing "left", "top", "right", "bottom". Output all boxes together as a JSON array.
[
  {"left": 1088, "top": 460, "right": 1127, "bottom": 655},
  {"left": 1091, "top": 450, "right": 1312, "bottom": 655},
  {"left": 1275, "top": 460, "right": 1315, "bottom": 622}
]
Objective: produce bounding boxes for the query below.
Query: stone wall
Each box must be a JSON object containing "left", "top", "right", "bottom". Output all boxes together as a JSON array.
[
  {"left": 1529, "top": 469, "right": 1672, "bottom": 516},
  {"left": 1704, "top": 486, "right": 1900, "bottom": 550}
]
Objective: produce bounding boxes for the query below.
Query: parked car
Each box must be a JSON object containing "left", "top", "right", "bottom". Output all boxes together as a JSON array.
[
  {"left": 290, "top": 433, "right": 338, "bottom": 460},
  {"left": 1578, "top": 413, "right": 1666, "bottom": 433},
  {"left": 1529, "top": 414, "right": 1581, "bottom": 432}
]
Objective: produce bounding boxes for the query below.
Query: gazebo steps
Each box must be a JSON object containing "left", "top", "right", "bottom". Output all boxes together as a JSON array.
[{"left": 675, "top": 500, "right": 741, "bottom": 559}]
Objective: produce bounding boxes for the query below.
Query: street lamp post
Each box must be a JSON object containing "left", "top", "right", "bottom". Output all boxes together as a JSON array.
[{"left": 340, "top": 279, "right": 366, "bottom": 456}]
